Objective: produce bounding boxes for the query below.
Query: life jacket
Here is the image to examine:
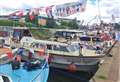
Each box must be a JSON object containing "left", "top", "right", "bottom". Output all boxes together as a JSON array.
[
  {"left": 16, "top": 55, "right": 21, "bottom": 62},
  {"left": 7, "top": 52, "right": 13, "bottom": 60}
]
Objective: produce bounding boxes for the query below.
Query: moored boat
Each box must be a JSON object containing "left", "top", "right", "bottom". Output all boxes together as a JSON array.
[
  {"left": 0, "top": 46, "right": 49, "bottom": 82},
  {"left": 20, "top": 36, "right": 105, "bottom": 72}
]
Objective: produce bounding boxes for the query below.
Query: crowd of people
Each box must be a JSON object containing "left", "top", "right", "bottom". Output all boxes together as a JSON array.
[{"left": 11, "top": 45, "right": 48, "bottom": 71}]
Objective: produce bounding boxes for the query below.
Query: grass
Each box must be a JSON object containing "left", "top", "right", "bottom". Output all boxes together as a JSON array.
[
  {"left": 30, "top": 29, "right": 53, "bottom": 40},
  {"left": 97, "top": 75, "right": 107, "bottom": 80}
]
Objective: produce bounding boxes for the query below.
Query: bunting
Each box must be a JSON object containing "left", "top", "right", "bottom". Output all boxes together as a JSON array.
[{"left": 54, "top": 0, "right": 87, "bottom": 17}]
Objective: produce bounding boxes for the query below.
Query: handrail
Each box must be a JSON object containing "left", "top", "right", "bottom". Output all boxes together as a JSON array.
[{"left": 30, "top": 61, "right": 48, "bottom": 82}]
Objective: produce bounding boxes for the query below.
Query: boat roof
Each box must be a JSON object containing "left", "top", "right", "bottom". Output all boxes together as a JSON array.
[
  {"left": 56, "top": 29, "right": 84, "bottom": 33},
  {"left": 34, "top": 39, "right": 68, "bottom": 46}
]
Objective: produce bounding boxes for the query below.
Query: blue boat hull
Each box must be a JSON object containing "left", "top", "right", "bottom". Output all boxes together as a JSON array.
[{"left": 0, "top": 63, "right": 49, "bottom": 82}]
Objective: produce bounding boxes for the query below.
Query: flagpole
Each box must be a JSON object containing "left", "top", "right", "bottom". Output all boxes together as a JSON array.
[{"left": 97, "top": 0, "right": 101, "bottom": 23}]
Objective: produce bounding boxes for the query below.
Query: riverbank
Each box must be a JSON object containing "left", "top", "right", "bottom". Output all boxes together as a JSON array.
[{"left": 90, "top": 41, "right": 120, "bottom": 82}]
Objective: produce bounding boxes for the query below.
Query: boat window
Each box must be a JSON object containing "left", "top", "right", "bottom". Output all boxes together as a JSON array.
[
  {"left": 53, "top": 45, "right": 69, "bottom": 52},
  {"left": 32, "top": 43, "right": 46, "bottom": 49},
  {"left": 55, "top": 31, "right": 63, "bottom": 37},
  {"left": 80, "top": 37, "right": 91, "bottom": 41},
  {"left": 80, "top": 36, "right": 102, "bottom": 42},
  {"left": 47, "top": 45, "right": 52, "bottom": 50},
  {"left": 66, "top": 32, "right": 73, "bottom": 37},
  {"left": 63, "top": 32, "right": 66, "bottom": 37},
  {"left": 0, "top": 39, "right": 5, "bottom": 44},
  {"left": 93, "top": 37, "right": 102, "bottom": 42},
  {"left": 67, "top": 44, "right": 80, "bottom": 51}
]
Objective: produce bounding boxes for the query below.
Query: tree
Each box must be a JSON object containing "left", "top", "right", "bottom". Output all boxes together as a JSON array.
[
  {"left": 114, "top": 23, "right": 120, "bottom": 31},
  {"left": 25, "top": 12, "right": 30, "bottom": 22},
  {"left": 25, "top": 11, "right": 39, "bottom": 27},
  {"left": 46, "top": 18, "right": 57, "bottom": 28},
  {"left": 68, "top": 18, "right": 79, "bottom": 29}
]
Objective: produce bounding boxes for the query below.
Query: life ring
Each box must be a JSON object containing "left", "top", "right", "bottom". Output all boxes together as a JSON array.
[
  {"left": 38, "top": 48, "right": 45, "bottom": 56},
  {"left": 68, "top": 63, "right": 77, "bottom": 72}
]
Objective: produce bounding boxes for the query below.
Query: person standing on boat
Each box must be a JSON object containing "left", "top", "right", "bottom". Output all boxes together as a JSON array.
[
  {"left": 28, "top": 47, "right": 35, "bottom": 59},
  {"left": 11, "top": 55, "right": 21, "bottom": 70},
  {"left": 38, "top": 45, "right": 49, "bottom": 62},
  {"left": 44, "top": 45, "right": 49, "bottom": 62},
  {"left": 18, "top": 47, "right": 24, "bottom": 57},
  {"left": 16, "top": 55, "right": 22, "bottom": 62}
]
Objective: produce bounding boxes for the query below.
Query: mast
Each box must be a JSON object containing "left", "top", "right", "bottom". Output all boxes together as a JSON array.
[{"left": 97, "top": 0, "right": 101, "bottom": 23}]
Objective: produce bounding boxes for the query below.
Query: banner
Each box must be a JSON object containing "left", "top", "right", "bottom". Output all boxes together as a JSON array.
[{"left": 53, "top": 0, "right": 87, "bottom": 17}]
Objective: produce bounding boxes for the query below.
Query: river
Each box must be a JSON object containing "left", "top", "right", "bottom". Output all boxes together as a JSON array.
[{"left": 48, "top": 67, "right": 98, "bottom": 82}]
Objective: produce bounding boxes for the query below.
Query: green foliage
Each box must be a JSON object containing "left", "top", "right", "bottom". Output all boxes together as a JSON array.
[
  {"left": 46, "top": 18, "right": 57, "bottom": 28},
  {"left": 25, "top": 12, "right": 30, "bottom": 22},
  {"left": 68, "top": 19, "right": 79, "bottom": 29},
  {"left": 0, "top": 19, "right": 20, "bottom": 26},
  {"left": 57, "top": 19, "right": 79, "bottom": 29},
  {"left": 114, "top": 23, "right": 120, "bottom": 31},
  {"left": 30, "top": 29, "right": 52, "bottom": 39},
  {"left": 60, "top": 21, "right": 69, "bottom": 26},
  {"left": 25, "top": 12, "right": 39, "bottom": 27},
  {"left": 97, "top": 75, "right": 107, "bottom": 80},
  {"left": 0, "top": 17, "right": 79, "bottom": 29}
]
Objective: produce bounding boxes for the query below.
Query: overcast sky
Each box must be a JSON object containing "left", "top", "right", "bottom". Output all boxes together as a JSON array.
[
  {"left": 0, "top": 0, "right": 80, "bottom": 8},
  {"left": 0, "top": 0, "right": 120, "bottom": 23}
]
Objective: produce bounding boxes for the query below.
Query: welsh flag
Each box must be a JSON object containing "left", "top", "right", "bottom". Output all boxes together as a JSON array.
[
  {"left": 29, "top": 10, "right": 35, "bottom": 21},
  {"left": 29, "top": 14, "right": 35, "bottom": 21},
  {"left": 45, "top": 5, "right": 54, "bottom": 18}
]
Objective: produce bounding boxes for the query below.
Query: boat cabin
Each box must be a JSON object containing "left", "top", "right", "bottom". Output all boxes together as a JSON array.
[
  {"left": 20, "top": 36, "right": 103, "bottom": 57},
  {"left": 54, "top": 29, "right": 84, "bottom": 39}
]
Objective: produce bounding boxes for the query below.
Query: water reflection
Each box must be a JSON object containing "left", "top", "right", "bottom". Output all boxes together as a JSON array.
[{"left": 48, "top": 67, "right": 98, "bottom": 82}]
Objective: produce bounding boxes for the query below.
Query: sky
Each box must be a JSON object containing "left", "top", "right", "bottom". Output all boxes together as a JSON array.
[
  {"left": 0, "top": 0, "right": 120, "bottom": 24},
  {"left": 0, "top": 0, "right": 80, "bottom": 8}
]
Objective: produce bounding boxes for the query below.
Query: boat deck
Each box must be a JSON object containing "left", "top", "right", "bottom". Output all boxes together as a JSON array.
[
  {"left": 0, "top": 62, "right": 49, "bottom": 82},
  {"left": 0, "top": 48, "right": 49, "bottom": 82}
]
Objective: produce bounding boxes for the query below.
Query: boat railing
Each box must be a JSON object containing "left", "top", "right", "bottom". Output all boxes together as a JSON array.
[{"left": 30, "top": 61, "right": 48, "bottom": 82}]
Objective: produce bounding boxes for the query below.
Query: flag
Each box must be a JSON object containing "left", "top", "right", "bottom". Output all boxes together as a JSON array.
[
  {"left": 54, "top": 0, "right": 87, "bottom": 17},
  {"left": 29, "top": 10, "right": 35, "bottom": 21},
  {"left": 45, "top": 5, "right": 54, "bottom": 18},
  {"left": 112, "top": 14, "right": 115, "bottom": 21}
]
